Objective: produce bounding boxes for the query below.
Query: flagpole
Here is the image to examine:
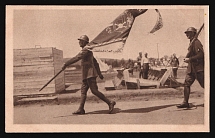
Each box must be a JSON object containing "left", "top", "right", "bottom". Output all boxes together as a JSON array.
[{"left": 157, "top": 43, "right": 159, "bottom": 60}]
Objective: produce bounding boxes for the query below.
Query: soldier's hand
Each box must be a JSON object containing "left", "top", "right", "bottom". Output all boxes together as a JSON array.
[
  {"left": 62, "top": 64, "right": 67, "bottom": 70},
  {"left": 99, "top": 74, "right": 104, "bottom": 80},
  {"left": 183, "top": 58, "right": 190, "bottom": 63}
]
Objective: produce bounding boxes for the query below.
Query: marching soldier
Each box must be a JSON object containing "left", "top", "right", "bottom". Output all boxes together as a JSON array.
[
  {"left": 62, "top": 35, "right": 116, "bottom": 114},
  {"left": 176, "top": 27, "right": 204, "bottom": 108}
]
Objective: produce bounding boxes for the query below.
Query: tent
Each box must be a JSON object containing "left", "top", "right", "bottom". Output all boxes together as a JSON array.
[{"left": 94, "top": 56, "right": 109, "bottom": 72}]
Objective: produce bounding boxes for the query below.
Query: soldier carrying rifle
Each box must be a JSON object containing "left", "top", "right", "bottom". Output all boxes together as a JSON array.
[{"left": 177, "top": 25, "right": 204, "bottom": 108}]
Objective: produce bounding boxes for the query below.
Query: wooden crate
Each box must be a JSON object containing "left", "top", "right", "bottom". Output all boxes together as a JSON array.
[{"left": 13, "top": 47, "right": 65, "bottom": 96}]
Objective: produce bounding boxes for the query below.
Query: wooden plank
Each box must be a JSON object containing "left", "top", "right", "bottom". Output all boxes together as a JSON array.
[
  {"left": 17, "top": 96, "right": 58, "bottom": 102},
  {"left": 14, "top": 53, "right": 52, "bottom": 57},
  {"left": 14, "top": 65, "right": 54, "bottom": 72},
  {"left": 14, "top": 87, "right": 55, "bottom": 96},
  {"left": 14, "top": 76, "right": 57, "bottom": 82},
  {"left": 13, "top": 85, "right": 55, "bottom": 91},
  {"left": 14, "top": 59, "right": 54, "bottom": 65},
  {"left": 14, "top": 82, "right": 55, "bottom": 89},
  {"left": 13, "top": 66, "right": 54, "bottom": 72},
  {"left": 105, "top": 80, "right": 115, "bottom": 90},
  {"left": 14, "top": 75, "right": 54, "bottom": 81},
  {"left": 159, "top": 68, "right": 172, "bottom": 86},
  {"left": 14, "top": 47, "right": 53, "bottom": 55},
  {"left": 14, "top": 72, "right": 54, "bottom": 79},
  {"left": 14, "top": 61, "right": 54, "bottom": 67},
  {"left": 138, "top": 79, "right": 159, "bottom": 88}
]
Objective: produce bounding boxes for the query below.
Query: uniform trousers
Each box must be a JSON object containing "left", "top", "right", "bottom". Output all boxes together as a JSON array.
[
  {"left": 183, "top": 71, "right": 204, "bottom": 103},
  {"left": 78, "top": 77, "right": 110, "bottom": 110}
]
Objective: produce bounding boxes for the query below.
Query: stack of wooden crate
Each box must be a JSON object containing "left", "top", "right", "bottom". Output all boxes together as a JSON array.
[{"left": 13, "top": 47, "right": 65, "bottom": 96}]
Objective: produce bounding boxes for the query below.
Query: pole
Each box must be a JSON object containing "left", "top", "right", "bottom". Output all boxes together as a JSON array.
[
  {"left": 39, "top": 69, "right": 64, "bottom": 92},
  {"left": 157, "top": 43, "right": 159, "bottom": 60}
]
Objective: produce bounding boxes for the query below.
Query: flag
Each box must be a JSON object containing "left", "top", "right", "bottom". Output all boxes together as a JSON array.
[
  {"left": 149, "top": 9, "right": 163, "bottom": 34},
  {"left": 88, "top": 9, "right": 148, "bottom": 53}
]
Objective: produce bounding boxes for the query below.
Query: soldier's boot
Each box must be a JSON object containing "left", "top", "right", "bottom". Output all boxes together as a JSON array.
[
  {"left": 94, "top": 91, "right": 116, "bottom": 114},
  {"left": 177, "top": 86, "right": 190, "bottom": 108},
  {"left": 73, "top": 95, "right": 86, "bottom": 115}
]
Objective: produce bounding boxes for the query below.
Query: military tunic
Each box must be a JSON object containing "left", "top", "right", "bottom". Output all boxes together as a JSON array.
[
  {"left": 64, "top": 47, "right": 99, "bottom": 80},
  {"left": 184, "top": 39, "right": 204, "bottom": 88}
]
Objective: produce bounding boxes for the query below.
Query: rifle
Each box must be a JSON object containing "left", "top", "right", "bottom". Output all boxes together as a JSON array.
[
  {"left": 185, "top": 23, "right": 204, "bottom": 58},
  {"left": 189, "top": 23, "right": 204, "bottom": 47},
  {"left": 39, "top": 69, "right": 64, "bottom": 92}
]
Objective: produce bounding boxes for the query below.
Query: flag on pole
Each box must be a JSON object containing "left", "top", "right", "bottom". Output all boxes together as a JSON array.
[
  {"left": 88, "top": 9, "right": 148, "bottom": 53},
  {"left": 149, "top": 9, "right": 163, "bottom": 34}
]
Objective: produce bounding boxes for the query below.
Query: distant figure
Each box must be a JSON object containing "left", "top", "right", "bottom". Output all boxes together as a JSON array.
[
  {"left": 137, "top": 52, "right": 143, "bottom": 78},
  {"left": 134, "top": 62, "right": 138, "bottom": 71},
  {"left": 170, "top": 53, "right": 179, "bottom": 78},
  {"left": 126, "top": 59, "right": 134, "bottom": 75},
  {"left": 141, "top": 52, "right": 150, "bottom": 79},
  {"left": 62, "top": 35, "right": 116, "bottom": 114},
  {"left": 176, "top": 27, "right": 204, "bottom": 108}
]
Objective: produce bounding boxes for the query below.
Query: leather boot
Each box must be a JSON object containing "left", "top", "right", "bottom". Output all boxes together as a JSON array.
[
  {"left": 108, "top": 101, "right": 116, "bottom": 114},
  {"left": 73, "top": 95, "right": 86, "bottom": 115},
  {"left": 177, "top": 86, "right": 190, "bottom": 108},
  {"left": 93, "top": 91, "right": 116, "bottom": 114}
]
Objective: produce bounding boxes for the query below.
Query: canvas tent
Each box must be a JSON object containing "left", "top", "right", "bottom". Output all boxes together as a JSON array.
[{"left": 94, "top": 56, "right": 109, "bottom": 72}]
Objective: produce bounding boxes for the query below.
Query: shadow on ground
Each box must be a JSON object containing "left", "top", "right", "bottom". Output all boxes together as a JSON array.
[
  {"left": 87, "top": 104, "right": 177, "bottom": 114},
  {"left": 59, "top": 89, "right": 80, "bottom": 94},
  {"left": 119, "top": 104, "right": 176, "bottom": 113},
  {"left": 53, "top": 103, "right": 204, "bottom": 118}
]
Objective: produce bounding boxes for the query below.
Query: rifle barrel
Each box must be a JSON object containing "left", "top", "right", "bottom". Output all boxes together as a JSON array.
[{"left": 189, "top": 23, "right": 204, "bottom": 46}]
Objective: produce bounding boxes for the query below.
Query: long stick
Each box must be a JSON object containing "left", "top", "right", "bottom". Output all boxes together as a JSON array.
[{"left": 39, "top": 69, "right": 64, "bottom": 92}]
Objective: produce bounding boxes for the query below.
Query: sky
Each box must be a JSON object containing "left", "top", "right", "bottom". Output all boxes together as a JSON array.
[{"left": 11, "top": 6, "right": 207, "bottom": 60}]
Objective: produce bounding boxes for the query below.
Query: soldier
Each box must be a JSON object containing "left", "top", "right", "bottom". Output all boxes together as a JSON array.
[
  {"left": 62, "top": 35, "right": 116, "bottom": 114},
  {"left": 137, "top": 52, "right": 143, "bottom": 78},
  {"left": 176, "top": 27, "right": 204, "bottom": 108},
  {"left": 170, "top": 53, "right": 179, "bottom": 79},
  {"left": 141, "top": 52, "right": 150, "bottom": 79}
]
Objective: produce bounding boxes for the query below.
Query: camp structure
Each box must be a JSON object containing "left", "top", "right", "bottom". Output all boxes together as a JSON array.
[
  {"left": 104, "top": 68, "right": 183, "bottom": 90},
  {"left": 13, "top": 47, "right": 65, "bottom": 97}
]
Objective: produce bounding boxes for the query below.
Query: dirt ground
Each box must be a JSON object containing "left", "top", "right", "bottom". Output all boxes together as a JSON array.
[{"left": 12, "top": 68, "right": 207, "bottom": 130}]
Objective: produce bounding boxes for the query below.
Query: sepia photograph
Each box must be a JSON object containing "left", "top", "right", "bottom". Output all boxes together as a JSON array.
[{"left": 5, "top": 5, "right": 209, "bottom": 132}]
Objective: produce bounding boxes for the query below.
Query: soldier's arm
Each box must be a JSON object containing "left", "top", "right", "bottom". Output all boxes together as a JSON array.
[
  {"left": 64, "top": 48, "right": 88, "bottom": 67},
  {"left": 189, "top": 40, "right": 204, "bottom": 62}
]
